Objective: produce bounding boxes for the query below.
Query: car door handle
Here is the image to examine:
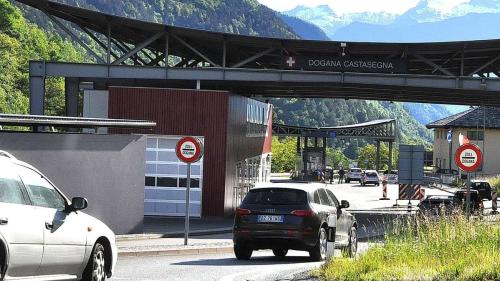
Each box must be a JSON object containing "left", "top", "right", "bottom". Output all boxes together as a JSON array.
[
  {"left": 45, "top": 222, "right": 54, "bottom": 230},
  {"left": 0, "top": 218, "right": 8, "bottom": 225}
]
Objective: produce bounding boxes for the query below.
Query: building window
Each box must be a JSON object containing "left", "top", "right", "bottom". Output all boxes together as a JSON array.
[
  {"left": 466, "top": 131, "right": 484, "bottom": 141},
  {"left": 145, "top": 136, "right": 203, "bottom": 189}
]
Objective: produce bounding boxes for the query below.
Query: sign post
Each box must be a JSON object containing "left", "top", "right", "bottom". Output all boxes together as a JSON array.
[
  {"left": 454, "top": 143, "right": 483, "bottom": 218},
  {"left": 176, "top": 136, "right": 203, "bottom": 246}
]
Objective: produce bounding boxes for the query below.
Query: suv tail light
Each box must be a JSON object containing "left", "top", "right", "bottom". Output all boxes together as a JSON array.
[
  {"left": 291, "top": 209, "right": 314, "bottom": 217},
  {"left": 236, "top": 208, "right": 251, "bottom": 217}
]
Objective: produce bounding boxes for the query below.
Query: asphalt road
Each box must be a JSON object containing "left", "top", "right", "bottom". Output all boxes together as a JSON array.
[
  {"left": 112, "top": 241, "right": 371, "bottom": 281},
  {"left": 111, "top": 181, "right": 446, "bottom": 281}
]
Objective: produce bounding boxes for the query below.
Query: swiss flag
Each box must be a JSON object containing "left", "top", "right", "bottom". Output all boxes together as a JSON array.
[{"left": 459, "top": 133, "right": 470, "bottom": 145}]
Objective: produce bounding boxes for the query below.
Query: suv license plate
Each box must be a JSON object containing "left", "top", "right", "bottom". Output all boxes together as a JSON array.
[{"left": 257, "top": 215, "right": 284, "bottom": 223}]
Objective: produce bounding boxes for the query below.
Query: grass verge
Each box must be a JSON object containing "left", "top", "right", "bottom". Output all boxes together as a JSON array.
[{"left": 316, "top": 215, "right": 500, "bottom": 281}]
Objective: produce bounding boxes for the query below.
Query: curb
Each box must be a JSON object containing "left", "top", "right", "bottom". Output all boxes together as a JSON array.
[
  {"left": 117, "top": 227, "right": 233, "bottom": 241},
  {"left": 119, "top": 245, "right": 234, "bottom": 258}
]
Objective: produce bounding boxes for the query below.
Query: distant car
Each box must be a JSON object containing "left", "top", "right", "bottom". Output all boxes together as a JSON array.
[
  {"left": 469, "top": 180, "right": 493, "bottom": 200},
  {"left": 418, "top": 190, "right": 482, "bottom": 216},
  {"left": 434, "top": 168, "right": 459, "bottom": 175},
  {"left": 233, "top": 185, "right": 357, "bottom": 261},
  {"left": 0, "top": 151, "right": 117, "bottom": 281},
  {"left": 418, "top": 195, "right": 458, "bottom": 216},
  {"left": 454, "top": 189, "right": 482, "bottom": 211},
  {"left": 361, "top": 170, "right": 380, "bottom": 186},
  {"left": 346, "top": 168, "right": 363, "bottom": 183}
]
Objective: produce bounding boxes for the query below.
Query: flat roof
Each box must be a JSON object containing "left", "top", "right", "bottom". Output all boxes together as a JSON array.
[{"left": 0, "top": 114, "right": 156, "bottom": 129}]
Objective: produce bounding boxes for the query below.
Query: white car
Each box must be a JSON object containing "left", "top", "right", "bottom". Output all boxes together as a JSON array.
[
  {"left": 0, "top": 151, "right": 117, "bottom": 281},
  {"left": 345, "top": 168, "right": 363, "bottom": 183},
  {"left": 361, "top": 170, "right": 380, "bottom": 186}
]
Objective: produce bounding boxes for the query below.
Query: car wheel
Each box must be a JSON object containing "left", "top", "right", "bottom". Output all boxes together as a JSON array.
[
  {"left": 272, "top": 248, "right": 288, "bottom": 258},
  {"left": 309, "top": 228, "right": 327, "bottom": 261},
  {"left": 344, "top": 227, "right": 358, "bottom": 258},
  {"left": 234, "top": 243, "right": 253, "bottom": 260},
  {"left": 0, "top": 246, "right": 4, "bottom": 281},
  {"left": 82, "top": 243, "right": 106, "bottom": 281}
]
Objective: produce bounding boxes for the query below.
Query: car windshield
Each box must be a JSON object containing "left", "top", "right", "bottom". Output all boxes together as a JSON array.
[
  {"left": 243, "top": 188, "right": 307, "bottom": 205},
  {"left": 366, "top": 172, "right": 377, "bottom": 177},
  {"left": 471, "top": 182, "right": 488, "bottom": 188},
  {"left": 351, "top": 169, "right": 361, "bottom": 173}
]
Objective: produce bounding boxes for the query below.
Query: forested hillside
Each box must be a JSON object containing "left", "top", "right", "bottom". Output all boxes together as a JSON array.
[
  {"left": 271, "top": 98, "right": 432, "bottom": 158},
  {"left": 7, "top": 0, "right": 434, "bottom": 155},
  {"left": 0, "top": 0, "right": 83, "bottom": 115},
  {"left": 19, "top": 0, "right": 298, "bottom": 39}
]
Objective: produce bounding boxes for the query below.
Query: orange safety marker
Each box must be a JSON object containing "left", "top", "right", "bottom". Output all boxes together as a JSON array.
[{"left": 380, "top": 177, "right": 390, "bottom": 200}]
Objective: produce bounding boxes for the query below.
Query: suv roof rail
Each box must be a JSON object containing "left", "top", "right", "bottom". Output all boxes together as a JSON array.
[{"left": 0, "top": 151, "right": 17, "bottom": 160}]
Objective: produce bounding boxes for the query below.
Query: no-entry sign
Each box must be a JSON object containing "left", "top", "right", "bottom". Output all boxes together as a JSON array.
[
  {"left": 176, "top": 137, "right": 203, "bottom": 163},
  {"left": 176, "top": 136, "right": 203, "bottom": 246},
  {"left": 455, "top": 143, "right": 482, "bottom": 173}
]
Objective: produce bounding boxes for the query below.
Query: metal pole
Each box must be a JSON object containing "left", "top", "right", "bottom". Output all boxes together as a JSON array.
[
  {"left": 466, "top": 172, "right": 471, "bottom": 219},
  {"left": 388, "top": 141, "right": 393, "bottom": 172},
  {"left": 184, "top": 163, "right": 191, "bottom": 245},
  {"left": 376, "top": 140, "right": 381, "bottom": 171},
  {"left": 449, "top": 131, "right": 452, "bottom": 171},
  {"left": 106, "top": 22, "right": 111, "bottom": 64},
  {"left": 482, "top": 107, "right": 486, "bottom": 172}
]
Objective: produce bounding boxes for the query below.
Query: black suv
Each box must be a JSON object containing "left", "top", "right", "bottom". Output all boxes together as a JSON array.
[
  {"left": 233, "top": 185, "right": 357, "bottom": 261},
  {"left": 469, "top": 180, "right": 493, "bottom": 200}
]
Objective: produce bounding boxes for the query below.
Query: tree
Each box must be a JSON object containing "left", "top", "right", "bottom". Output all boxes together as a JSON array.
[
  {"left": 326, "top": 147, "right": 350, "bottom": 169},
  {"left": 0, "top": 0, "right": 84, "bottom": 116},
  {"left": 356, "top": 143, "right": 397, "bottom": 170},
  {"left": 271, "top": 137, "right": 299, "bottom": 172}
]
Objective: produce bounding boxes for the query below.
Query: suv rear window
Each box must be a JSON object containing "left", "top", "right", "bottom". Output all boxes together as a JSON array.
[
  {"left": 366, "top": 172, "right": 377, "bottom": 176},
  {"left": 351, "top": 169, "right": 361, "bottom": 173},
  {"left": 243, "top": 188, "right": 307, "bottom": 205},
  {"left": 471, "top": 182, "right": 490, "bottom": 188}
]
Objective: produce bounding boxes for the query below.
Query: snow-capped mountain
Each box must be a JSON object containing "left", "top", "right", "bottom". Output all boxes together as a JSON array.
[
  {"left": 284, "top": 5, "right": 398, "bottom": 38},
  {"left": 284, "top": 0, "right": 500, "bottom": 40}
]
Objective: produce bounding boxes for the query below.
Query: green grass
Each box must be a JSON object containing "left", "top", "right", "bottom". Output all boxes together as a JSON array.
[{"left": 316, "top": 215, "right": 500, "bottom": 281}]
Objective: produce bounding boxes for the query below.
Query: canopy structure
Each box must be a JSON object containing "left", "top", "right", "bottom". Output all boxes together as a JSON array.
[
  {"left": 273, "top": 119, "right": 396, "bottom": 141},
  {"left": 15, "top": 0, "right": 500, "bottom": 116},
  {"left": 0, "top": 114, "right": 156, "bottom": 130},
  {"left": 273, "top": 119, "right": 396, "bottom": 171}
]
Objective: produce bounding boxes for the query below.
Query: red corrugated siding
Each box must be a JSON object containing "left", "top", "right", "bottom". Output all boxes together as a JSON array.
[
  {"left": 108, "top": 87, "right": 229, "bottom": 217},
  {"left": 263, "top": 105, "right": 273, "bottom": 154}
]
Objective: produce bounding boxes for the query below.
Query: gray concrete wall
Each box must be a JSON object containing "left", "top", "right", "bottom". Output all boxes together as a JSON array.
[{"left": 0, "top": 132, "right": 145, "bottom": 234}]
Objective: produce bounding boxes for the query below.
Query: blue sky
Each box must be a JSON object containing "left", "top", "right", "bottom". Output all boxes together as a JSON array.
[{"left": 257, "top": 0, "right": 470, "bottom": 14}]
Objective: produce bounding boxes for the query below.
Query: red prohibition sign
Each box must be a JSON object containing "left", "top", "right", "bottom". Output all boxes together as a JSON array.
[
  {"left": 454, "top": 143, "right": 483, "bottom": 173},
  {"left": 176, "top": 137, "right": 203, "bottom": 164}
]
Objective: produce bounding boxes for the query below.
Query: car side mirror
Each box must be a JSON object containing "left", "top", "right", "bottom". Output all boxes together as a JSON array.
[
  {"left": 340, "top": 200, "right": 350, "bottom": 209},
  {"left": 71, "top": 197, "right": 88, "bottom": 211}
]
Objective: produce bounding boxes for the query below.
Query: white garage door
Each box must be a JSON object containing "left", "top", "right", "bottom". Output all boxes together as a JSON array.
[{"left": 144, "top": 136, "right": 203, "bottom": 217}]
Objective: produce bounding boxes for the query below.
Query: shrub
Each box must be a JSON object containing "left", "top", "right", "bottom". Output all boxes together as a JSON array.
[{"left": 317, "top": 215, "right": 500, "bottom": 281}]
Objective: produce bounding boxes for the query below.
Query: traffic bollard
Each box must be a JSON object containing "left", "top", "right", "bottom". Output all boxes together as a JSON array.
[
  {"left": 379, "top": 179, "right": 390, "bottom": 200},
  {"left": 326, "top": 214, "right": 337, "bottom": 260}
]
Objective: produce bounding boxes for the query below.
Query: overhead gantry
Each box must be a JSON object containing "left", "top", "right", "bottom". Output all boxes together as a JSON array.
[{"left": 273, "top": 119, "right": 397, "bottom": 172}]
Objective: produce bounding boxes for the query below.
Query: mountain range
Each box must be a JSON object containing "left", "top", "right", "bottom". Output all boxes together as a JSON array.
[{"left": 283, "top": 0, "right": 500, "bottom": 42}]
